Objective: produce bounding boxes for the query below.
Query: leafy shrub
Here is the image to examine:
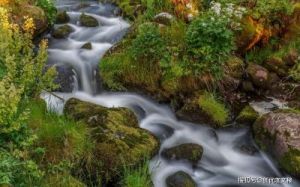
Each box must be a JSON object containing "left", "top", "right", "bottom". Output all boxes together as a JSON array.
[
  {"left": 130, "top": 23, "right": 166, "bottom": 62},
  {"left": 186, "top": 11, "right": 235, "bottom": 77},
  {"left": 35, "top": 0, "right": 57, "bottom": 25},
  {"left": 198, "top": 92, "right": 229, "bottom": 127}
]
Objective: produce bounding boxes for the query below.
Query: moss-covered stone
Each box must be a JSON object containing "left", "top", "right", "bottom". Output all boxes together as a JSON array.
[
  {"left": 246, "top": 63, "right": 270, "bottom": 88},
  {"left": 79, "top": 13, "right": 99, "bottom": 27},
  {"left": 64, "top": 98, "right": 159, "bottom": 184},
  {"left": 161, "top": 143, "right": 203, "bottom": 165},
  {"left": 265, "top": 56, "right": 289, "bottom": 77},
  {"left": 236, "top": 105, "right": 259, "bottom": 125},
  {"left": 253, "top": 110, "right": 300, "bottom": 177},
  {"left": 166, "top": 171, "right": 196, "bottom": 187},
  {"left": 56, "top": 11, "right": 70, "bottom": 24},
  {"left": 52, "top": 25, "right": 74, "bottom": 39},
  {"left": 224, "top": 57, "right": 245, "bottom": 79}
]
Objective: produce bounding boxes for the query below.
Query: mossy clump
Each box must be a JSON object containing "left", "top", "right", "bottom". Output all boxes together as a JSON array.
[
  {"left": 198, "top": 92, "right": 229, "bottom": 127},
  {"left": 279, "top": 148, "right": 300, "bottom": 177},
  {"left": 64, "top": 98, "right": 158, "bottom": 184},
  {"left": 236, "top": 105, "right": 259, "bottom": 125},
  {"left": 28, "top": 100, "right": 91, "bottom": 165}
]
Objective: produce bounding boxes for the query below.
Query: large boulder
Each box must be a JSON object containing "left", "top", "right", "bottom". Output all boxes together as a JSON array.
[
  {"left": 79, "top": 13, "right": 99, "bottom": 27},
  {"left": 166, "top": 171, "right": 196, "bottom": 187},
  {"left": 64, "top": 99, "right": 158, "bottom": 183},
  {"left": 161, "top": 143, "right": 203, "bottom": 165},
  {"left": 52, "top": 25, "right": 74, "bottom": 39},
  {"left": 253, "top": 110, "right": 300, "bottom": 177},
  {"left": 246, "top": 63, "right": 270, "bottom": 88}
]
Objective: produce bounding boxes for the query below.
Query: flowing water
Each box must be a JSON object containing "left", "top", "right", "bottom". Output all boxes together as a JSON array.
[{"left": 42, "top": 0, "right": 299, "bottom": 186}]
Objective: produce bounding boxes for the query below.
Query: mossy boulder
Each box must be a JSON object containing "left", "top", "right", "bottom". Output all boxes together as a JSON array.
[
  {"left": 166, "top": 171, "right": 196, "bottom": 187},
  {"left": 161, "top": 143, "right": 203, "bottom": 165},
  {"left": 79, "top": 13, "right": 99, "bottom": 27},
  {"left": 64, "top": 98, "right": 159, "bottom": 183},
  {"left": 224, "top": 57, "right": 245, "bottom": 79},
  {"left": 52, "top": 25, "right": 74, "bottom": 39},
  {"left": 81, "top": 42, "right": 92, "bottom": 50},
  {"left": 253, "top": 110, "right": 300, "bottom": 177},
  {"left": 154, "top": 12, "right": 175, "bottom": 26},
  {"left": 236, "top": 105, "right": 259, "bottom": 125},
  {"left": 246, "top": 63, "right": 270, "bottom": 88},
  {"left": 265, "top": 56, "right": 289, "bottom": 77},
  {"left": 56, "top": 11, "right": 70, "bottom": 24}
]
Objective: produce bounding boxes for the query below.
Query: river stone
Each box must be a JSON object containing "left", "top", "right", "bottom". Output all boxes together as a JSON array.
[
  {"left": 52, "top": 25, "right": 74, "bottom": 39},
  {"left": 80, "top": 13, "right": 99, "bottom": 27},
  {"left": 246, "top": 63, "right": 270, "bottom": 88},
  {"left": 64, "top": 99, "right": 159, "bottom": 183},
  {"left": 161, "top": 143, "right": 203, "bottom": 165},
  {"left": 166, "top": 171, "right": 196, "bottom": 187},
  {"left": 154, "top": 12, "right": 174, "bottom": 25},
  {"left": 81, "top": 42, "right": 92, "bottom": 50},
  {"left": 56, "top": 11, "right": 70, "bottom": 24},
  {"left": 53, "top": 65, "right": 75, "bottom": 92},
  {"left": 236, "top": 105, "right": 259, "bottom": 125},
  {"left": 253, "top": 110, "right": 300, "bottom": 177}
]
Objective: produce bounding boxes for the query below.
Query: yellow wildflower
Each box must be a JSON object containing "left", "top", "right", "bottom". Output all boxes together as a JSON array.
[
  {"left": 0, "top": 7, "right": 10, "bottom": 30},
  {"left": 23, "top": 16, "right": 35, "bottom": 33}
]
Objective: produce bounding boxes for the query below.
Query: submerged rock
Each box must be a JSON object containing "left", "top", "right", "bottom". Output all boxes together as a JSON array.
[
  {"left": 253, "top": 110, "right": 300, "bottom": 177},
  {"left": 56, "top": 11, "right": 70, "bottom": 24},
  {"left": 236, "top": 105, "right": 259, "bottom": 125},
  {"left": 52, "top": 25, "right": 74, "bottom": 39},
  {"left": 81, "top": 42, "right": 92, "bottom": 50},
  {"left": 166, "top": 171, "right": 196, "bottom": 187},
  {"left": 80, "top": 13, "right": 99, "bottom": 27},
  {"left": 64, "top": 99, "right": 158, "bottom": 183},
  {"left": 161, "top": 143, "right": 203, "bottom": 165}
]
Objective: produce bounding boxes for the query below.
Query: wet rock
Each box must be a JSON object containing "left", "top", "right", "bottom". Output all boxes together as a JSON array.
[
  {"left": 265, "top": 57, "right": 289, "bottom": 77},
  {"left": 53, "top": 65, "right": 75, "bottom": 92},
  {"left": 154, "top": 12, "right": 174, "bottom": 26},
  {"left": 284, "top": 49, "right": 299, "bottom": 67},
  {"left": 64, "top": 99, "right": 159, "bottom": 182},
  {"left": 161, "top": 143, "right": 203, "bottom": 165},
  {"left": 52, "top": 25, "right": 74, "bottom": 39},
  {"left": 236, "top": 105, "right": 259, "bottom": 125},
  {"left": 238, "top": 144, "right": 258, "bottom": 155},
  {"left": 56, "top": 11, "right": 70, "bottom": 24},
  {"left": 80, "top": 13, "right": 99, "bottom": 27},
  {"left": 246, "top": 64, "right": 269, "bottom": 88},
  {"left": 81, "top": 42, "right": 92, "bottom": 50},
  {"left": 166, "top": 171, "right": 196, "bottom": 187},
  {"left": 253, "top": 110, "right": 300, "bottom": 177}
]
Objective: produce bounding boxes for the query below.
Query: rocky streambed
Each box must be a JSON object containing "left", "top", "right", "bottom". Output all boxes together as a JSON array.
[{"left": 42, "top": 0, "right": 300, "bottom": 186}]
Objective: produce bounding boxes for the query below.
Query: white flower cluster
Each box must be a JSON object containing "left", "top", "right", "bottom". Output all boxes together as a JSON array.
[{"left": 210, "top": 1, "right": 247, "bottom": 30}]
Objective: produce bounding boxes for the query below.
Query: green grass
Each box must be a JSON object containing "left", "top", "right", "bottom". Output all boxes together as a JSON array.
[
  {"left": 198, "top": 92, "right": 229, "bottom": 127},
  {"left": 122, "top": 160, "right": 152, "bottom": 187},
  {"left": 28, "top": 100, "right": 91, "bottom": 165}
]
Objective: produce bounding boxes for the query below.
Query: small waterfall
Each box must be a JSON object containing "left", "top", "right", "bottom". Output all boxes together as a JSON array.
[{"left": 42, "top": 1, "right": 300, "bottom": 186}]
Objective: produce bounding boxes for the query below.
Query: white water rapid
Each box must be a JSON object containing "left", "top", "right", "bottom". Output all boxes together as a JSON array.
[{"left": 42, "top": 1, "right": 299, "bottom": 186}]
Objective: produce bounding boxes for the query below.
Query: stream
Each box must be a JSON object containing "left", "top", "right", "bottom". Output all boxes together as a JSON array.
[{"left": 42, "top": 0, "right": 299, "bottom": 186}]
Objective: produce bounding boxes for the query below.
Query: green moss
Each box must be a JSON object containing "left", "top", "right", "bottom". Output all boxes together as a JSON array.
[
  {"left": 198, "top": 92, "right": 229, "bottom": 127},
  {"left": 236, "top": 105, "right": 259, "bottom": 125},
  {"left": 28, "top": 100, "right": 91, "bottom": 165},
  {"left": 279, "top": 148, "right": 300, "bottom": 176}
]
